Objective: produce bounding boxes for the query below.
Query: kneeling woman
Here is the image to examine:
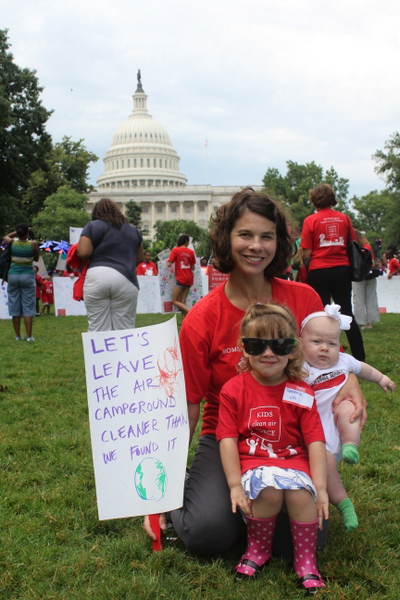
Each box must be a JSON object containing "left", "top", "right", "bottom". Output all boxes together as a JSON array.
[{"left": 144, "top": 188, "right": 365, "bottom": 557}]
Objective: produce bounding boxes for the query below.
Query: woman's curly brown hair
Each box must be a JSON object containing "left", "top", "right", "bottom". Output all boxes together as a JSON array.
[
  {"left": 309, "top": 184, "right": 337, "bottom": 208},
  {"left": 91, "top": 198, "right": 128, "bottom": 228},
  {"left": 237, "top": 302, "right": 306, "bottom": 381},
  {"left": 208, "top": 188, "right": 293, "bottom": 278}
]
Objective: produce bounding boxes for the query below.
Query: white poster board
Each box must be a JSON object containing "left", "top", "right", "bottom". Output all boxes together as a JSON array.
[
  {"left": 70, "top": 227, "right": 83, "bottom": 245},
  {"left": 82, "top": 316, "right": 189, "bottom": 520},
  {"left": 0, "top": 282, "right": 11, "bottom": 319},
  {"left": 56, "top": 255, "right": 67, "bottom": 271},
  {"left": 34, "top": 256, "right": 48, "bottom": 277},
  {"left": 375, "top": 275, "right": 400, "bottom": 313},
  {"left": 53, "top": 277, "right": 88, "bottom": 316},
  {"left": 158, "top": 260, "right": 203, "bottom": 314},
  {"left": 137, "top": 276, "right": 163, "bottom": 314}
]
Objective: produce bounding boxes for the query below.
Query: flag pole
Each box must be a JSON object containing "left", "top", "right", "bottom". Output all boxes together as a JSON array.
[{"left": 205, "top": 139, "right": 209, "bottom": 185}]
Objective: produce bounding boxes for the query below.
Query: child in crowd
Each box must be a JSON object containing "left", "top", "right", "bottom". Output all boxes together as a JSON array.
[
  {"left": 300, "top": 304, "right": 395, "bottom": 532},
  {"left": 136, "top": 250, "right": 158, "bottom": 276},
  {"left": 34, "top": 266, "right": 43, "bottom": 315},
  {"left": 41, "top": 274, "right": 54, "bottom": 315},
  {"left": 200, "top": 257, "right": 209, "bottom": 276},
  {"left": 217, "top": 303, "right": 328, "bottom": 594},
  {"left": 385, "top": 249, "right": 400, "bottom": 279}
]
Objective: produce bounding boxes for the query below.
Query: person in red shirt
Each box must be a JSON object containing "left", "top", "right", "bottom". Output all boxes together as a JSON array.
[
  {"left": 34, "top": 265, "right": 43, "bottom": 315},
  {"left": 41, "top": 274, "right": 54, "bottom": 315},
  {"left": 136, "top": 250, "right": 158, "bottom": 276},
  {"left": 167, "top": 234, "right": 196, "bottom": 314},
  {"left": 217, "top": 303, "right": 327, "bottom": 592},
  {"left": 301, "top": 184, "right": 365, "bottom": 361},
  {"left": 144, "top": 188, "right": 366, "bottom": 558},
  {"left": 386, "top": 249, "right": 400, "bottom": 279}
]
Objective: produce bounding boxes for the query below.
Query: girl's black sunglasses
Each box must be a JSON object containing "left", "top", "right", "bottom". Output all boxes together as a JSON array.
[{"left": 242, "top": 337, "right": 296, "bottom": 356}]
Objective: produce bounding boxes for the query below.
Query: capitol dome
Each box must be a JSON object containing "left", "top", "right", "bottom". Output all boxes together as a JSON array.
[{"left": 97, "top": 73, "right": 187, "bottom": 190}]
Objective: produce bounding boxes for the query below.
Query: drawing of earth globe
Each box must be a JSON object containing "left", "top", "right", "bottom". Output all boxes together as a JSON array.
[{"left": 134, "top": 457, "right": 167, "bottom": 501}]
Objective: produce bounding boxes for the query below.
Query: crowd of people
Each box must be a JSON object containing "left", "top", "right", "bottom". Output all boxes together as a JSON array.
[{"left": 1, "top": 189, "right": 397, "bottom": 594}]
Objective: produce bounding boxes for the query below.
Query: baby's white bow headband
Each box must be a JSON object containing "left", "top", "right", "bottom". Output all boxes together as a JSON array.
[{"left": 300, "top": 303, "right": 352, "bottom": 332}]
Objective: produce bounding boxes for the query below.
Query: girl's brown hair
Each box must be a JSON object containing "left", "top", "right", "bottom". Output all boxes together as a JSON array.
[
  {"left": 209, "top": 188, "right": 293, "bottom": 278},
  {"left": 354, "top": 228, "right": 368, "bottom": 247},
  {"left": 238, "top": 303, "right": 306, "bottom": 381}
]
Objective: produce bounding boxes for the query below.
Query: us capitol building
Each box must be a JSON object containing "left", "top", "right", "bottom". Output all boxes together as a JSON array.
[{"left": 88, "top": 72, "right": 259, "bottom": 238}]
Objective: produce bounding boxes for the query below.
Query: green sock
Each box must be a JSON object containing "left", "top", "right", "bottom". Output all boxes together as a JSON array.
[
  {"left": 342, "top": 443, "right": 359, "bottom": 464},
  {"left": 337, "top": 498, "right": 359, "bottom": 532}
]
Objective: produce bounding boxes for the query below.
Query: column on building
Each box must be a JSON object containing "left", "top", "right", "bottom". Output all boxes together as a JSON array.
[
  {"left": 193, "top": 200, "right": 198, "bottom": 225},
  {"left": 207, "top": 200, "right": 213, "bottom": 221},
  {"left": 151, "top": 201, "right": 155, "bottom": 233}
]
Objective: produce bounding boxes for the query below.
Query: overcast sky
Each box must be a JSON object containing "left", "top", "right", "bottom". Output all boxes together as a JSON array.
[{"left": 4, "top": 0, "right": 400, "bottom": 198}]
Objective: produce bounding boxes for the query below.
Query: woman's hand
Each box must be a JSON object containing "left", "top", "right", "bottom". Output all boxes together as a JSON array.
[
  {"left": 332, "top": 373, "right": 367, "bottom": 429},
  {"left": 143, "top": 513, "right": 168, "bottom": 540}
]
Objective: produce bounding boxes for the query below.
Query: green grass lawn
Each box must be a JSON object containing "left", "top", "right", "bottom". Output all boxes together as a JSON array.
[{"left": 0, "top": 312, "right": 399, "bottom": 599}]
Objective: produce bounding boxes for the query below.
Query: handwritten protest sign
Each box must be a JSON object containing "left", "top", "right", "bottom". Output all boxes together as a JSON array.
[
  {"left": 82, "top": 316, "right": 189, "bottom": 520},
  {"left": 69, "top": 227, "right": 83, "bottom": 245},
  {"left": 0, "top": 282, "right": 10, "bottom": 319}
]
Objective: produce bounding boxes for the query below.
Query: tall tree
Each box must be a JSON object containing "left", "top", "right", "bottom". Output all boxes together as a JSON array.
[
  {"left": 125, "top": 199, "right": 150, "bottom": 238},
  {"left": 32, "top": 185, "right": 90, "bottom": 241},
  {"left": 353, "top": 189, "right": 400, "bottom": 250},
  {"left": 0, "top": 29, "right": 52, "bottom": 232},
  {"left": 369, "top": 133, "right": 400, "bottom": 248},
  {"left": 263, "top": 160, "right": 350, "bottom": 226},
  {"left": 373, "top": 132, "right": 400, "bottom": 192},
  {"left": 22, "top": 136, "right": 98, "bottom": 222}
]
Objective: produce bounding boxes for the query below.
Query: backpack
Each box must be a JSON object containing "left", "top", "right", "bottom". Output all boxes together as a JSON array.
[
  {"left": 347, "top": 240, "right": 373, "bottom": 282},
  {"left": 0, "top": 241, "right": 13, "bottom": 283}
]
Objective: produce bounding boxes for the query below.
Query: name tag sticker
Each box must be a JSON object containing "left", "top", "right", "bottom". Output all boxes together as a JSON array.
[{"left": 283, "top": 384, "right": 314, "bottom": 410}]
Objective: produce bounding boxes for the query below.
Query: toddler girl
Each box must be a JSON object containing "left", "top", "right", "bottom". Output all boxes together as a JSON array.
[
  {"left": 300, "top": 304, "right": 395, "bottom": 532},
  {"left": 217, "top": 303, "right": 328, "bottom": 594},
  {"left": 41, "top": 274, "right": 54, "bottom": 315}
]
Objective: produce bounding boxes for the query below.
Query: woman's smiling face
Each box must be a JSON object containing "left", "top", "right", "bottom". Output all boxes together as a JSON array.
[{"left": 229, "top": 209, "right": 277, "bottom": 277}]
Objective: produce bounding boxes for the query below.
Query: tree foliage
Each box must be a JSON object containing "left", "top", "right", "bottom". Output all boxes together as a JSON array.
[
  {"left": 373, "top": 132, "right": 400, "bottom": 193},
  {"left": 125, "top": 200, "right": 143, "bottom": 228},
  {"left": 352, "top": 189, "right": 400, "bottom": 250},
  {"left": 0, "top": 29, "right": 52, "bottom": 232},
  {"left": 262, "top": 160, "right": 350, "bottom": 227},
  {"left": 152, "top": 219, "right": 208, "bottom": 255},
  {"left": 32, "top": 185, "right": 90, "bottom": 241},
  {"left": 22, "top": 136, "right": 98, "bottom": 222}
]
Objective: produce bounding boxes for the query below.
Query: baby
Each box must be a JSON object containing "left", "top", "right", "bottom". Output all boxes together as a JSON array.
[{"left": 300, "top": 304, "right": 395, "bottom": 532}]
